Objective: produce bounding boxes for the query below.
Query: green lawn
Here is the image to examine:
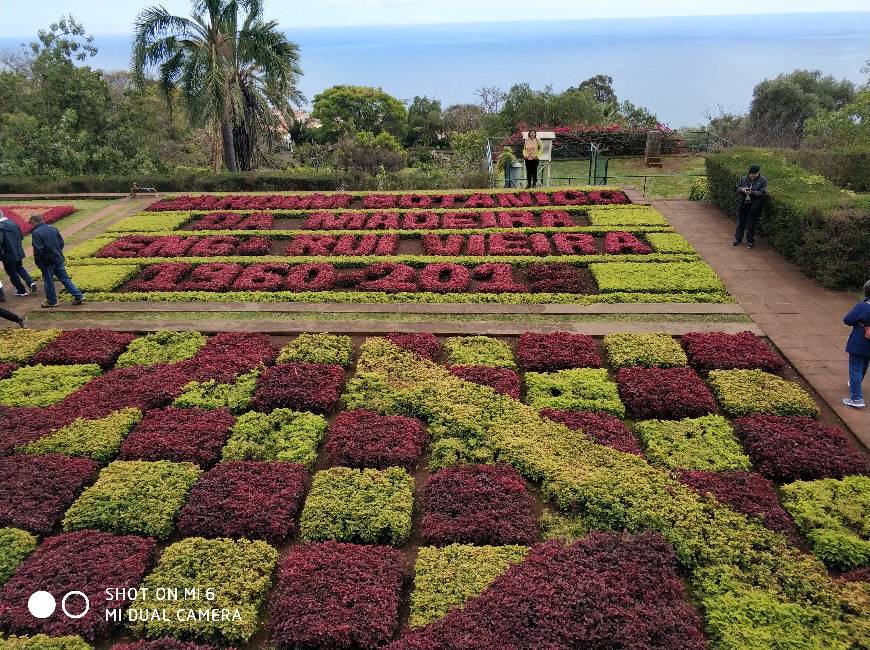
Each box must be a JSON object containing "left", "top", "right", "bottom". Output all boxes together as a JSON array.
[{"left": 0, "top": 199, "right": 118, "bottom": 247}]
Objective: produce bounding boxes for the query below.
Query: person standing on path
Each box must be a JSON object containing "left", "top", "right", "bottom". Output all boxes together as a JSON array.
[
  {"left": 523, "top": 129, "right": 543, "bottom": 189},
  {"left": 29, "top": 214, "right": 85, "bottom": 308},
  {"left": 0, "top": 209, "right": 37, "bottom": 297},
  {"left": 843, "top": 280, "right": 870, "bottom": 409},
  {"left": 733, "top": 163, "right": 767, "bottom": 249},
  {"left": 0, "top": 281, "right": 27, "bottom": 327}
]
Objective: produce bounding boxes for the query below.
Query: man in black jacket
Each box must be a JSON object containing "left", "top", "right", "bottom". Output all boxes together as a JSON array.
[
  {"left": 29, "top": 214, "right": 85, "bottom": 308},
  {"left": 0, "top": 280, "right": 27, "bottom": 326},
  {"left": 733, "top": 163, "right": 767, "bottom": 249},
  {"left": 0, "top": 209, "right": 37, "bottom": 296}
]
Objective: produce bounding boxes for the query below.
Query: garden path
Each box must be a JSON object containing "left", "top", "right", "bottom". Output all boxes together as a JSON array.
[{"left": 653, "top": 197, "right": 869, "bottom": 447}]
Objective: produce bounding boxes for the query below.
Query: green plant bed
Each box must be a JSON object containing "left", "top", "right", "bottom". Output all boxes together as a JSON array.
[
  {"left": 636, "top": 415, "right": 752, "bottom": 471},
  {"left": 603, "top": 332, "right": 688, "bottom": 368},
  {"left": 444, "top": 336, "right": 516, "bottom": 368},
  {"left": 524, "top": 368, "right": 624, "bottom": 416},
  {"left": 0, "top": 329, "right": 60, "bottom": 363},
  {"left": 708, "top": 369, "right": 820, "bottom": 418},
  {"left": 19, "top": 408, "right": 142, "bottom": 461},
  {"left": 0, "top": 635, "right": 94, "bottom": 650},
  {"left": 173, "top": 370, "right": 260, "bottom": 414},
  {"left": 114, "top": 330, "right": 207, "bottom": 368},
  {"left": 277, "top": 333, "right": 354, "bottom": 367},
  {"left": 590, "top": 262, "right": 726, "bottom": 294},
  {"left": 0, "top": 528, "right": 38, "bottom": 586},
  {"left": 0, "top": 364, "right": 102, "bottom": 407},
  {"left": 221, "top": 408, "right": 327, "bottom": 468}
]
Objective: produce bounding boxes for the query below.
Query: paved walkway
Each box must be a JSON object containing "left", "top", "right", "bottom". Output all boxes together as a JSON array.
[{"left": 654, "top": 199, "right": 869, "bottom": 447}]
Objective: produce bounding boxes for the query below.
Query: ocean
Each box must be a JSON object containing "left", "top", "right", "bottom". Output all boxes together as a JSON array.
[{"left": 1, "top": 12, "right": 868, "bottom": 126}]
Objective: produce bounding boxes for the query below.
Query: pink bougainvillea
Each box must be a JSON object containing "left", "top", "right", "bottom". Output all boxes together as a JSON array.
[
  {"left": 540, "top": 409, "right": 643, "bottom": 455},
  {"left": 31, "top": 329, "right": 136, "bottom": 368},
  {"left": 616, "top": 366, "right": 717, "bottom": 420},
  {"left": 252, "top": 362, "right": 345, "bottom": 413},
  {"left": 325, "top": 409, "right": 427, "bottom": 470},
  {"left": 517, "top": 332, "right": 601, "bottom": 371},
  {"left": 420, "top": 464, "right": 537, "bottom": 545},
  {"left": 449, "top": 365, "right": 521, "bottom": 399},
  {"left": 268, "top": 542, "right": 404, "bottom": 649},
  {"left": 681, "top": 331, "right": 785, "bottom": 374},
  {"left": 177, "top": 461, "right": 307, "bottom": 544},
  {"left": 385, "top": 332, "right": 442, "bottom": 360}
]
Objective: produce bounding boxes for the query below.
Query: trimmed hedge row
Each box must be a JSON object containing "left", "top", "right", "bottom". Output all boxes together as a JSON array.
[{"left": 784, "top": 147, "right": 870, "bottom": 192}]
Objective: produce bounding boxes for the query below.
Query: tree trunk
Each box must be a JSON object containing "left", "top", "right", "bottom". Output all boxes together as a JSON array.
[{"left": 221, "top": 112, "right": 238, "bottom": 172}]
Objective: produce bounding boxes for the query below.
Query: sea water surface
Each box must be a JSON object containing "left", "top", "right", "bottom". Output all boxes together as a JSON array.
[{"left": 2, "top": 12, "right": 868, "bottom": 126}]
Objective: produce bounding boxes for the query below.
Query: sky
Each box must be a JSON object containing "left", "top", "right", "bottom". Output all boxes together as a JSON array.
[{"left": 1, "top": 0, "right": 868, "bottom": 35}]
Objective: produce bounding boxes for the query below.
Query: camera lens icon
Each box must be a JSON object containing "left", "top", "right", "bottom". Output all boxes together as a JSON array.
[{"left": 27, "top": 591, "right": 90, "bottom": 620}]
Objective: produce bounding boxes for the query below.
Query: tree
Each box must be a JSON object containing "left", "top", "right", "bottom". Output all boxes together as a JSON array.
[
  {"left": 617, "top": 100, "right": 659, "bottom": 129},
  {"left": 497, "top": 83, "right": 605, "bottom": 132},
  {"left": 312, "top": 85, "right": 407, "bottom": 142},
  {"left": 577, "top": 75, "right": 617, "bottom": 105},
  {"left": 443, "top": 103, "right": 484, "bottom": 134},
  {"left": 475, "top": 86, "right": 507, "bottom": 114},
  {"left": 405, "top": 96, "right": 444, "bottom": 147},
  {"left": 747, "top": 70, "right": 855, "bottom": 147},
  {"left": 133, "top": 0, "right": 303, "bottom": 172},
  {"left": 804, "top": 90, "right": 870, "bottom": 148},
  {"left": 334, "top": 130, "right": 406, "bottom": 174}
]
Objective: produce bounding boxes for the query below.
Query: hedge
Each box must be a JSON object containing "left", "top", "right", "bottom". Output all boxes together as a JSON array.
[
  {"left": 128, "top": 537, "right": 278, "bottom": 645},
  {"left": 590, "top": 261, "right": 726, "bottom": 294},
  {"left": 172, "top": 369, "right": 260, "bottom": 413},
  {"left": 603, "top": 332, "right": 688, "bottom": 368},
  {"left": 708, "top": 369, "right": 820, "bottom": 418},
  {"left": 539, "top": 409, "right": 643, "bottom": 455},
  {"left": 616, "top": 366, "right": 716, "bottom": 420},
  {"left": 646, "top": 232, "right": 696, "bottom": 254},
  {"left": 681, "top": 331, "right": 785, "bottom": 374},
  {"left": 0, "top": 635, "right": 93, "bottom": 649},
  {"left": 276, "top": 333, "right": 354, "bottom": 367},
  {"left": 0, "top": 364, "right": 102, "bottom": 407},
  {"left": 587, "top": 206, "right": 669, "bottom": 226},
  {"left": 299, "top": 466, "right": 415, "bottom": 545},
  {"left": 0, "top": 528, "right": 37, "bottom": 586},
  {"left": 635, "top": 415, "right": 752, "bottom": 472},
  {"left": 20, "top": 408, "right": 142, "bottom": 461},
  {"left": 0, "top": 329, "right": 60, "bottom": 363},
  {"left": 409, "top": 544, "right": 529, "bottom": 628},
  {"left": 444, "top": 336, "right": 516, "bottom": 369},
  {"left": 705, "top": 147, "right": 870, "bottom": 289},
  {"left": 115, "top": 330, "right": 208, "bottom": 368},
  {"left": 780, "top": 476, "right": 870, "bottom": 570},
  {"left": 221, "top": 408, "right": 327, "bottom": 468},
  {"left": 785, "top": 146, "right": 870, "bottom": 192},
  {"left": 62, "top": 460, "right": 201, "bottom": 538},
  {"left": 524, "top": 368, "right": 625, "bottom": 416},
  {"left": 58, "top": 264, "right": 140, "bottom": 292}
]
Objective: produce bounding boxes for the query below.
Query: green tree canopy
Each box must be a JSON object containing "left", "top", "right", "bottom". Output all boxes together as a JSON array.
[
  {"left": 405, "top": 96, "right": 444, "bottom": 147},
  {"left": 804, "top": 90, "right": 870, "bottom": 148},
  {"left": 312, "top": 85, "right": 407, "bottom": 141},
  {"left": 577, "top": 75, "right": 617, "bottom": 104},
  {"left": 497, "top": 83, "right": 607, "bottom": 132}
]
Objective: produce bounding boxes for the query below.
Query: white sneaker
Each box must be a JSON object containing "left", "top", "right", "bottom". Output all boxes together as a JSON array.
[{"left": 843, "top": 398, "right": 865, "bottom": 408}]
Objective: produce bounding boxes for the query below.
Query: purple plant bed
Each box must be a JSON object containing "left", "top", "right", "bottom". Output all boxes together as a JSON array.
[
  {"left": 386, "top": 333, "right": 442, "bottom": 360},
  {"left": 31, "top": 329, "right": 136, "bottom": 368},
  {"left": 839, "top": 567, "right": 870, "bottom": 583},
  {"left": 388, "top": 532, "right": 706, "bottom": 649},
  {"left": 0, "top": 363, "right": 19, "bottom": 379},
  {"left": 681, "top": 331, "right": 785, "bottom": 374},
  {"left": 267, "top": 541, "right": 404, "bottom": 649},
  {"left": 185, "top": 332, "right": 277, "bottom": 383},
  {"left": 325, "top": 409, "right": 427, "bottom": 470},
  {"left": 677, "top": 470, "right": 800, "bottom": 543},
  {"left": 616, "top": 366, "right": 717, "bottom": 420},
  {"left": 0, "top": 454, "right": 99, "bottom": 533},
  {"left": 252, "top": 362, "right": 345, "bottom": 413},
  {"left": 0, "top": 530, "right": 154, "bottom": 642},
  {"left": 0, "top": 405, "right": 76, "bottom": 456},
  {"left": 119, "top": 406, "right": 235, "bottom": 467},
  {"left": 734, "top": 415, "right": 870, "bottom": 481},
  {"left": 540, "top": 409, "right": 643, "bottom": 455},
  {"left": 449, "top": 365, "right": 521, "bottom": 399},
  {"left": 517, "top": 332, "right": 601, "bottom": 371},
  {"left": 178, "top": 461, "right": 307, "bottom": 544},
  {"left": 421, "top": 464, "right": 537, "bottom": 545},
  {"left": 113, "top": 641, "right": 230, "bottom": 650}
]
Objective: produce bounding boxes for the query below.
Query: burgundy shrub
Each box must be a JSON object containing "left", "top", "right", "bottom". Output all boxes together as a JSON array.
[
  {"left": 681, "top": 331, "right": 785, "bottom": 374},
  {"left": 734, "top": 415, "right": 870, "bottom": 481},
  {"left": 449, "top": 365, "right": 520, "bottom": 399},
  {"left": 0, "top": 531, "right": 154, "bottom": 642},
  {"left": 31, "top": 329, "right": 136, "bottom": 368},
  {"left": 0, "top": 454, "right": 99, "bottom": 532},
  {"left": 616, "top": 366, "right": 717, "bottom": 420},
  {"left": 421, "top": 464, "right": 537, "bottom": 545},
  {"left": 325, "top": 409, "right": 427, "bottom": 470},
  {"left": 0, "top": 405, "right": 75, "bottom": 455},
  {"left": 385, "top": 332, "right": 442, "bottom": 360},
  {"left": 540, "top": 409, "right": 643, "bottom": 455},
  {"left": 527, "top": 263, "right": 596, "bottom": 293},
  {"left": 840, "top": 567, "right": 870, "bottom": 583},
  {"left": 113, "top": 640, "right": 228, "bottom": 650},
  {"left": 0, "top": 363, "right": 19, "bottom": 379},
  {"left": 388, "top": 532, "right": 704, "bottom": 650},
  {"left": 119, "top": 406, "right": 234, "bottom": 467},
  {"left": 252, "top": 362, "right": 345, "bottom": 413},
  {"left": 184, "top": 331, "right": 277, "bottom": 383},
  {"left": 603, "top": 231, "right": 652, "bottom": 254},
  {"left": 517, "top": 332, "right": 601, "bottom": 371},
  {"left": 678, "top": 470, "right": 800, "bottom": 542},
  {"left": 268, "top": 542, "right": 404, "bottom": 649},
  {"left": 177, "top": 461, "right": 307, "bottom": 544}
]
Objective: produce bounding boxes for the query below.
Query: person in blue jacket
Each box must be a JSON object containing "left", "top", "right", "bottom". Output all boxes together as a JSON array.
[
  {"left": 28, "top": 214, "right": 85, "bottom": 308},
  {"left": 843, "top": 279, "right": 870, "bottom": 408},
  {"left": 0, "top": 209, "right": 37, "bottom": 296}
]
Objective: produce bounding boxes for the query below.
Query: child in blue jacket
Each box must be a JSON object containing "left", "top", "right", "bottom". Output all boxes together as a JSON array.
[{"left": 843, "top": 280, "right": 870, "bottom": 408}]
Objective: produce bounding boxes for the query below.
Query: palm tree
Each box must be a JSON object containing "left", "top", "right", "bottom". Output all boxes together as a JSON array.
[{"left": 132, "top": 0, "right": 303, "bottom": 172}]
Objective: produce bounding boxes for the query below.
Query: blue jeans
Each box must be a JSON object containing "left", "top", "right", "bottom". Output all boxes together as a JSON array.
[
  {"left": 39, "top": 263, "right": 84, "bottom": 304},
  {"left": 849, "top": 354, "right": 869, "bottom": 401},
  {"left": 3, "top": 259, "right": 34, "bottom": 293}
]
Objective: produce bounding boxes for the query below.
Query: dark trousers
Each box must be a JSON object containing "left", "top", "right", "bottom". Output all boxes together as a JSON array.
[
  {"left": 735, "top": 200, "right": 762, "bottom": 244},
  {"left": 2, "top": 259, "right": 34, "bottom": 294},
  {"left": 525, "top": 159, "right": 539, "bottom": 188},
  {"left": 0, "top": 306, "right": 23, "bottom": 325}
]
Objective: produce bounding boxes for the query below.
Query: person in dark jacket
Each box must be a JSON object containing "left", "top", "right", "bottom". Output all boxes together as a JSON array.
[
  {"left": 0, "top": 280, "right": 27, "bottom": 327},
  {"left": 29, "top": 214, "right": 84, "bottom": 308},
  {"left": 0, "top": 209, "right": 37, "bottom": 296},
  {"left": 733, "top": 163, "right": 767, "bottom": 249},
  {"left": 843, "top": 280, "right": 870, "bottom": 408}
]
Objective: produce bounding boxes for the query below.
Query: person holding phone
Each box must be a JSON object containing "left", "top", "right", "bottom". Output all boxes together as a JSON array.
[
  {"left": 733, "top": 163, "right": 767, "bottom": 249},
  {"left": 523, "top": 129, "right": 543, "bottom": 189},
  {"left": 842, "top": 279, "right": 870, "bottom": 408}
]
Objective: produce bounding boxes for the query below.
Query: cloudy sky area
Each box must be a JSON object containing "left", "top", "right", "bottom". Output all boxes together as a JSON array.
[{"left": 1, "top": 0, "right": 868, "bottom": 34}]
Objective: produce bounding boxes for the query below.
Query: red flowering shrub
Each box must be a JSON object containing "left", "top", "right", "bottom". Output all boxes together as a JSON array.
[
  {"left": 677, "top": 470, "right": 799, "bottom": 542},
  {"left": 0, "top": 454, "right": 99, "bottom": 532},
  {"left": 119, "top": 407, "right": 234, "bottom": 466},
  {"left": 472, "top": 263, "right": 526, "bottom": 293},
  {"left": 528, "top": 263, "right": 596, "bottom": 293},
  {"left": 177, "top": 262, "right": 242, "bottom": 291},
  {"left": 540, "top": 409, "right": 643, "bottom": 455},
  {"left": 421, "top": 464, "right": 537, "bottom": 545},
  {"left": 114, "top": 640, "right": 227, "bottom": 650},
  {"left": 325, "top": 409, "right": 427, "bottom": 470},
  {"left": 0, "top": 205, "right": 76, "bottom": 234},
  {"left": 177, "top": 461, "right": 307, "bottom": 543},
  {"left": 417, "top": 263, "right": 471, "bottom": 293},
  {"left": 517, "top": 332, "right": 600, "bottom": 371},
  {"left": 385, "top": 333, "right": 441, "bottom": 360},
  {"left": 449, "top": 365, "right": 520, "bottom": 399},
  {"left": 127, "top": 262, "right": 192, "bottom": 291},
  {"left": 190, "top": 210, "right": 274, "bottom": 230},
  {"left": 616, "top": 367, "right": 717, "bottom": 420},
  {"left": 681, "top": 331, "right": 785, "bottom": 373},
  {"left": 0, "top": 530, "right": 154, "bottom": 642},
  {"left": 734, "top": 415, "right": 870, "bottom": 480},
  {"left": 0, "top": 363, "right": 18, "bottom": 379},
  {"left": 603, "top": 231, "right": 652, "bottom": 254},
  {"left": 267, "top": 542, "right": 404, "bottom": 649},
  {"left": 388, "top": 532, "right": 704, "bottom": 650},
  {"left": 147, "top": 193, "right": 353, "bottom": 211},
  {"left": 285, "top": 263, "right": 336, "bottom": 291},
  {"left": 31, "top": 329, "right": 136, "bottom": 368},
  {"left": 185, "top": 332, "right": 277, "bottom": 383},
  {"left": 252, "top": 362, "right": 345, "bottom": 413}
]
